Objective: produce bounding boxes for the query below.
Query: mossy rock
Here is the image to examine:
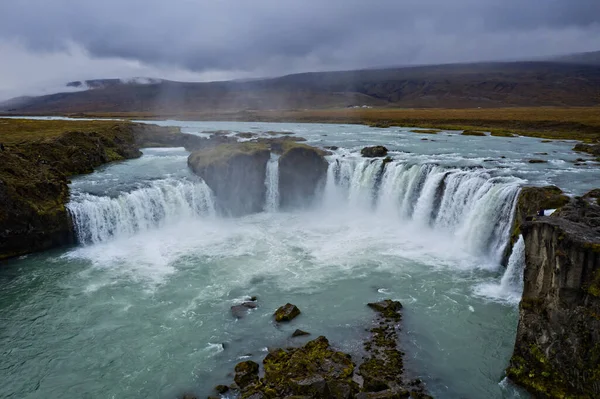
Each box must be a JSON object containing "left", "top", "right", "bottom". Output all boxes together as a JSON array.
[
  {"left": 257, "top": 336, "right": 359, "bottom": 397},
  {"left": 361, "top": 146, "right": 388, "bottom": 158},
  {"left": 274, "top": 303, "right": 301, "bottom": 322},
  {"left": 528, "top": 159, "right": 548, "bottom": 164},
  {"left": 235, "top": 361, "right": 260, "bottom": 389},
  {"left": 367, "top": 300, "right": 402, "bottom": 321},
  {"left": 507, "top": 186, "right": 571, "bottom": 253},
  {"left": 573, "top": 143, "right": 600, "bottom": 156},
  {"left": 461, "top": 130, "right": 486, "bottom": 136},
  {"left": 583, "top": 189, "right": 600, "bottom": 206}
]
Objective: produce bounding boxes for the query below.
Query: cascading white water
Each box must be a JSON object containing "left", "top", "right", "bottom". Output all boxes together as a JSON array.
[
  {"left": 323, "top": 156, "right": 521, "bottom": 262},
  {"left": 264, "top": 153, "right": 280, "bottom": 212},
  {"left": 67, "top": 178, "right": 215, "bottom": 244},
  {"left": 475, "top": 235, "right": 526, "bottom": 303},
  {"left": 499, "top": 235, "right": 526, "bottom": 294}
]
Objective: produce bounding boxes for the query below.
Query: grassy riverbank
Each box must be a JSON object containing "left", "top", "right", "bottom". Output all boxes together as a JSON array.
[{"left": 12, "top": 106, "right": 599, "bottom": 142}]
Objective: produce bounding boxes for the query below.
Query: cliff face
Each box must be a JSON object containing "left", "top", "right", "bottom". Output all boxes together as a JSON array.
[
  {"left": 188, "top": 142, "right": 271, "bottom": 216},
  {"left": 0, "top": 121, "right": 196, "bottom": 261},
  {"left": 278, "top": 144, "right": 328, "bottom": 209},
  {"left": 503, "top": 186, "right": 570, "bottom": 264},
  {"left": 187, "top": 140, "right": 328, "bottom": 215},
  {"left": 507, "top": 198, "right": 600, "bottom": 398}
]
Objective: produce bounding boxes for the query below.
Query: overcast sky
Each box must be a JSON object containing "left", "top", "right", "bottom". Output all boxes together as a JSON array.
[{"left": 0, "top": 0, "right": 599, "bottom": 100}]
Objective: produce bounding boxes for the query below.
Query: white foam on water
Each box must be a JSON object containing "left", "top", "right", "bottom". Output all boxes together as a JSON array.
[
  {"left": 264, "top": 153, "right": 280, "bottom": 212},
  {"left": 68, "top": 178, "right": 215, "bottom": 245},
  {"left": 474, "top": 236, "right": 526, "bottom": 304}
]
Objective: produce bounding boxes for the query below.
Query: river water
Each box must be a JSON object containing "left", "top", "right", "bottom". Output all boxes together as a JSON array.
[{"left": 1, "top": 120, "right": 599, "bottom": 399}]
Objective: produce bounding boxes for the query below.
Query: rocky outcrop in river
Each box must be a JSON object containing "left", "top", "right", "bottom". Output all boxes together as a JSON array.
[
  {"left": 187, "top": 139, "right": 327, "bottom": 215},
  {"left": 278, "top": 142, "right": 328, "bottom": 209},
  {"left": 507, "top": 193, "right": 600, "bottom": 398},
  {"left": 213, "top": 299, "right": 430, "bottom": 399},
  {"left": 188, "top": 142, "right": 271, "bottom": 216}
]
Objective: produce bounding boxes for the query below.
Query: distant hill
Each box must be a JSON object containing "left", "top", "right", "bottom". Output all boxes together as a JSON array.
[
  {"left": 2, "top": 60, "right": 600, "bottom": 114},
  {"left": 549, "top": 51, "right": 600, "bottom": 66}
]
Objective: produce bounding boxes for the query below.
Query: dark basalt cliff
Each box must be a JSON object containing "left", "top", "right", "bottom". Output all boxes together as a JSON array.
[
  {"left": 187, "top": 139, "right": 327, "bottom": 215},
  {"left": 0, "top": 121, "right": 203, "bottom": 261},
  {"left": 504, "top": 185, "right": 570, "bottom": 263},
  {"left": 188, "top": 142, "right": 271, "bottom": 216},
  {"left": 507, "top": 195, "right": 600, "bottom": 398}
]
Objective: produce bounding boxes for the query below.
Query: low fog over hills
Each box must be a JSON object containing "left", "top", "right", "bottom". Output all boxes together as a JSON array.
[{"left": 2, "top": 54, "right": 600, "bottom": 114}]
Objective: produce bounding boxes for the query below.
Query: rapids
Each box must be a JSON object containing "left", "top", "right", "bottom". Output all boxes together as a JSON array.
[{"left": 2, "top": 120, "right": 599, "bottom": 399}]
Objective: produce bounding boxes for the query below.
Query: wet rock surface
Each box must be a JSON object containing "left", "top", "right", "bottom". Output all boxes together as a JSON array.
[
  {"left": 573, "top": 143, "right": 600, "bottom": 157},
  {"left": 292, "top": 329, "right": 311, "bottom": 338},
  {"left": 274, "top": 303, "right": 301, "bottom": 322},
  {"left": 505, "top": 185, "right": 571, "bottom": 263},
  {"left": 507, "top": 198, "right": 600, "bottom": 398},
  {"left": 218, "top": 300, "right": 430, "bottom": 398},
  {"left": 277, "top": 143, "right": 328, "bottom": 209},
  {"left": 361, "top": 146, "right": 388, "bottom": 158},
  {"left": 361, "top": 300, "right": 430, "bottom": 398},
  {"left": 188, "top": 142, "right": 271, "bottom": 216},
  {"left": 231, "top": 298, "right": 259, "bottom": 319},
  {"left": 187, "top": 139, "right": 327, "bottom": 215}
]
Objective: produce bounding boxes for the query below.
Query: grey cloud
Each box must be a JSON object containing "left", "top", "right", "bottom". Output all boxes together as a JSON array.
[{"left": 0, "top": 0, "right": 599, "bottom": 79}]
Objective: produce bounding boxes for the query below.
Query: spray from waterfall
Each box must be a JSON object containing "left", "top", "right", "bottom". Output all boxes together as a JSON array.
[
  {"left": 322, "top": 156, "right": 521, "bottom": 263},
  {"left": 474, "top": 235, "right": 526, "bottom": 303},
  {"left": 264, "top": 153, "right": 280, "bottom": 212},
  {"left": 67, "top": 178, "right": 215, "bottom": 244}
]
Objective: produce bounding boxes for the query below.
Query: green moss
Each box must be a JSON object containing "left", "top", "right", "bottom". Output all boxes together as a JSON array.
[
  {"left": 507, "top": 346, "right": 571, "bottom": 398},
  {"left": 585, "top": 268, "right": 600, "bottom": 297},
  {"left": 254, "top": 336, "right": 357, "bottom": 396},
  {"left": 188, "top": 142, "right": 270, "bottom": 168}
]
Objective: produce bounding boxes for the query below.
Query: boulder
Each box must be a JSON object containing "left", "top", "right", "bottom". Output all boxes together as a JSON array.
[
  {"left": 507, "top": 198, "right": 600, "bottom": 398},
  {"left": 231, "top": 302, "right": 258, "bottom": 319},
  {"left": 234, "top": 360, "right": 260, "bottom": 389},
  {"left": 214, "top": 384, "right": 229, "bottom": 394},
  {"left": 259, "top": 336, "right": 358, "bottom": 397},
  {"left": 583, "top": 189, "right": 600, "bottom": 206},
  {"left": 361, "top": 146, "right": 388, "bottom": 158},
  {"left": 528, "top": 159, "right": 547, "bottom": 164},
  {"left": 573, "top": 143, "right": 600, "bottom": 156},
  {"left": 292, "top": 329, "right": 311, "bottom": 338},
  {"left": 367, "top": 300, "right": 402, "bottom": 321},
  {"left": 187, "top": 143, "right": 271, "bottom": 216},
  {"left": 360, "top": 299, "right": 410, "bottom": 395},
  {"left": 274, "top": 303, "right": 301, "bottom": 322},
  {"left": 277, "top": 143, "right": 328, "bottom": 209}
]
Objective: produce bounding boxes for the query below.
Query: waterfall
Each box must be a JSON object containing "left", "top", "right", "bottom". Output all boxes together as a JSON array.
[
  {"left": 264, "top": 153, "right": 280, "bottom": 212},
  {"left": 474, "top": 235, "right": 526, "bottom": 303},
  {"left": 67, "top": 178, "right": 215, "bottom": 244},
  {"left": 499, "top": 235, "right": 526, "bottom": 295},
  {"left": 322, "top": 157, "right": 521, "bottom": 262}
]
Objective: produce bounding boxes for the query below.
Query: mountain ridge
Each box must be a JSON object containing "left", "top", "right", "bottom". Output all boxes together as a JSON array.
[{"left": 2, "top": 59, "right": 600, "bottom": 113}]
